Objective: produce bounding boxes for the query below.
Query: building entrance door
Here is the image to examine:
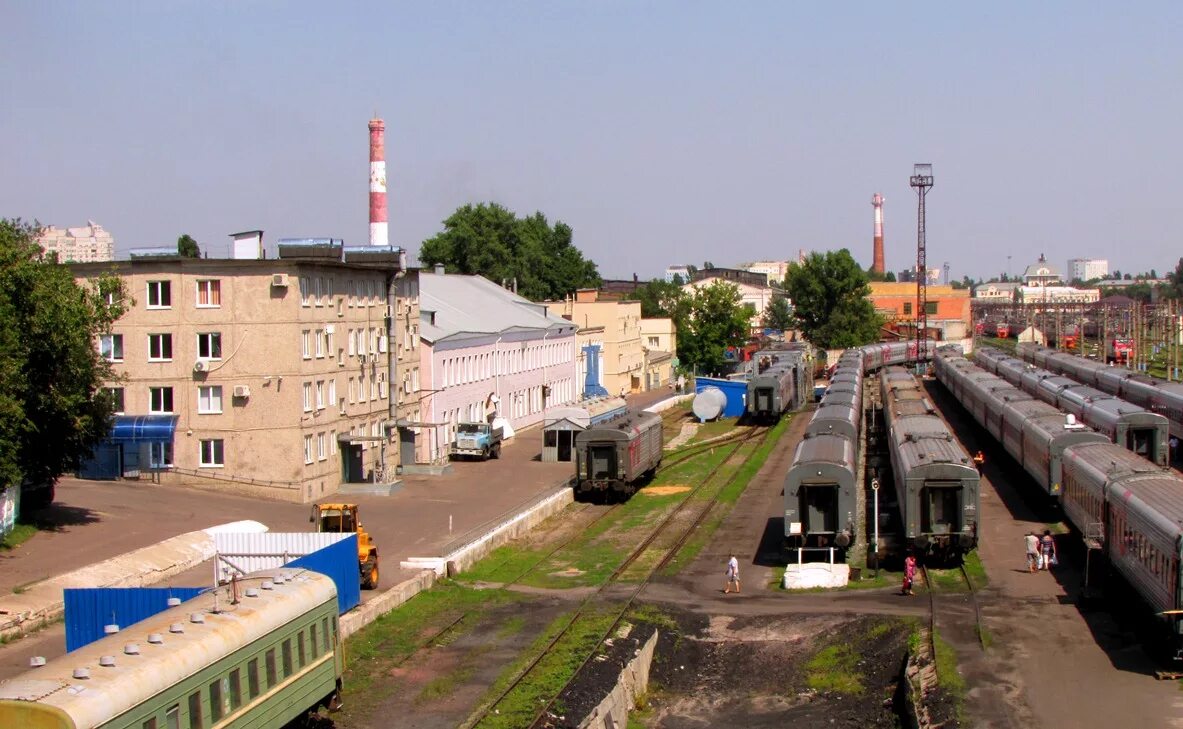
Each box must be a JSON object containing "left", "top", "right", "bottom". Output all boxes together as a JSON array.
[
  {"left": 399, "top": 427, "right": 416, "bottom": 468},
  {"left": 341, "top": 444, "right": 364, "bottom": 483}
]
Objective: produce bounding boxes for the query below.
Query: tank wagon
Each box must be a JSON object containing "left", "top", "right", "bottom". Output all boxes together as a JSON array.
[
  {"left": 937, "top": 346, "right": 1183, "bottom": 660},
  {"left": 0, "top": 568, "right": 341, "bottom": 729},
  {"left": 1016, "top": 342, "right": 1183, "bottom": 441},
  {"left": 975, "top": 346, "right": 1170, "bottom": 466},
  {"left": 574, "top": 410, "right": 663, "bottom": 498},
  {"left": 785, "top": 434, "right": 858, "bottom": 548},
  {"left": 881, "top": 366, "right": 979, "bottom": 558}
]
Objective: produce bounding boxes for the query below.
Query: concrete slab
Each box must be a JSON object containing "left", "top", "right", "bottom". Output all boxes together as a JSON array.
[{"left": 783, "top": 563, "right": 850, "bottom": 589}]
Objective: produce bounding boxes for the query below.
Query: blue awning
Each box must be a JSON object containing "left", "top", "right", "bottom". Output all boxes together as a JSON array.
[{"left": 109, "top": 415, "right": 179, "bottom": 443}]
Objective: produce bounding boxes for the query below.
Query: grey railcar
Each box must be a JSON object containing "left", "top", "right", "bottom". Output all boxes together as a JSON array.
[
  {"left": 977, "top": 346, "right": 1170, "bottom": 465},
  {"left": 1060, "top": 442, "right": 1161, "bottom": 544},
  {"left": 747, "top": 362, "right": 797, "bottom": 421},
  {"left": 784, "top": 433, "right": 858, "bottom": 548},
  {"left": 574, "top": 411, "right": 663, "bottom": 497},
  {"left": 882, "top": 367, "right": 979, "bottom": 554}
]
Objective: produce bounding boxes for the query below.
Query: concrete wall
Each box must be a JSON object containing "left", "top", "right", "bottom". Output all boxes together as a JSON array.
[{"left": 577, "top": 628, "right": 659, "bottom": 729}]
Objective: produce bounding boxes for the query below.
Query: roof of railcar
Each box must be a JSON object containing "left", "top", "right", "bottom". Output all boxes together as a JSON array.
[{"left": 1108, "top": 473, "right": 1183, "bottom": 542}]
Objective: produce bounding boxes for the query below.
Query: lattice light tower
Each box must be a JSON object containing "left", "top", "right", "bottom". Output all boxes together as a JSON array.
[{"left": 910, "top": 164, "right": 934, "bottom": 365}]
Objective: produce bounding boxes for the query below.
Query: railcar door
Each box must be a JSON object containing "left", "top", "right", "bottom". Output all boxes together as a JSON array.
[
  {"left": 755, "top": 388, "right": 773, "bottom": 414},
  {"left": 921, "top": 482, "right": 961, "bottom": 535},
  {"left": 587, "top": 443, "right": 618, "bottom": 480},
  {"left": 1126, "top": 426, "right": 1155, "bottom": 461},
  {"left": 803, "top": 484, "right": 837, "bottom": 535}
]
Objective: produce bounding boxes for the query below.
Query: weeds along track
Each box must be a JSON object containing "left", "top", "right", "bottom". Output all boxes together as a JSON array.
[
  {"left": 458, "top": 425, "right": 776, "bottom": 729},
  {"left": 658, "top": 425, "right": 763, "bottom": 472}
]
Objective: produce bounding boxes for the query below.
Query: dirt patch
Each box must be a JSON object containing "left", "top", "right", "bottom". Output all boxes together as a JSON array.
[
  {"left": 641, "top": 485, "right": 693, "bottom": 496},
  {"left": 544, "top": 605, "right": 912, "bottom": 728}
]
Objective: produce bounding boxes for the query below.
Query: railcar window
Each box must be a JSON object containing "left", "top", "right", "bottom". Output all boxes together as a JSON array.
[
  {"left": 247, "top": 658, "right": 260, "bottom": 698},
  {"left": 187, "top": 691, "right": 203, "bottom": 729},
  {"left": 322, "top": 617, "right": 330, "bottom": 652},
  {"left": 142, "top": 719, "right": 157, "bottom": 729},
  {"left": 209, "top": 679, "right": 223, "bottom": 722},
  {"left": 229, "top": 668, "right": 242, "bottom": 710},
  {"left": 298, "top": 630, "right": 307, "bottom": 667},
  {"left": 165, "top": 705, "right": 179, "bottom": 729},
  {"left": 282, "top": 639, "right": 293, "bottom": 676},
  {"left": 265, "top": 649, "right": 278, "bottom": 687},
  {"left": 310, "top": 624, "right": 319, "bottom": 658}
]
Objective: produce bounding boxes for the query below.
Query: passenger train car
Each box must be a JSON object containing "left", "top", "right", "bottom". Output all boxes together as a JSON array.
[
  {"left": 574, "top": 410, "right": 664, "bottom": 498},
  {"left": 975, "top": 346, "right": 1170, "bottom": 466},
  {"left": 936, "top": 346, "right": 1183, "bottom": 659},
  {"left": 1016, "top": 342, "right": 1183, "bottom": 442},
  {"left": 746, "top": 347, "right": 813, "bottom": 421},
  {"left": 881, "top": 366, "right": 980, "bottom": 557},
  {"left": 783, "top": 340, "right": 941, "bottom": 550},
  {"left": 0, "top": 568, "right": 341, "bottom": 729}
]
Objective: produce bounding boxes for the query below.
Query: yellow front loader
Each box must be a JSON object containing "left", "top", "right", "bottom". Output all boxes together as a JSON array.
[{"left": 311, "top": 503, "right": 380, "bottom": 589}]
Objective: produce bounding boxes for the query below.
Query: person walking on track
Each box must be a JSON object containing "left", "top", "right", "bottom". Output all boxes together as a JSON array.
[
  {"left": 1025, "top": 532, "right": 1040, "bottom": 573},
  {"left": 901, "top": 553, "right": 917, "bottom": 596},
  {"left": 1040, "top": 530, "right": 1057, "bottom": 570},
  {"left": 973, "top": 450, "right": 985, "bottom": 472},
  {"left": 724, "top": 554, "right": 740, "bottom": 594}
]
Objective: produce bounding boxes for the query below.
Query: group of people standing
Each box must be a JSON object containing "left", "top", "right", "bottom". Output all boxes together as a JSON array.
[{"left": 1025, "top": 530, "right": 1058, "bottom": 572}]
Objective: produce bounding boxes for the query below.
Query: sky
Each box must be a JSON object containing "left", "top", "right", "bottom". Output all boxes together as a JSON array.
[{"left": 2, "top": 3, "right": 1180, "bottom": 282}]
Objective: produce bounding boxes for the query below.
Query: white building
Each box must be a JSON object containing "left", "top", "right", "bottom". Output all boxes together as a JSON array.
[
  {"left": 740, "top": 260, "right": 791, "bottom": 286},
  {"left": 1067, "top": 258, "right": 1108, "bottom": 282},
  {"left": 1016, "top": 285, "right": 1100, "bottom": 305},
  {"left": 664, "top": 264, "right": 691, "bottom": 283},
  {"left": 37, "top": 222, "right": 114, "bottom": 262},
  {"left": 682, "top": 277, "right": 787, "bottom": 332},
  {"left": 972, "top": 282, "right": 1020, "bottom": 302}
]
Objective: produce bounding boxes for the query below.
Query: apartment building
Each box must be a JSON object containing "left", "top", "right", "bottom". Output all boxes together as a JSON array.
[
  {"left": 71, "top": 242, "right": 405, "bottom": 502},
  {"left": 640, "top": 317, "right": 677, "bottom": 390},
  {"left": 392, "top": 269, "right": 424, "bottom": 469},
  {"left": 418, "top": 271, "right": 578, "bottom": 462},
  {"left": 38, "top": 221, "right": 115, "bottom": 262},
  {"left": 545, "top": 290, "right": 645, "bottom": 396},
  {"left": 740, "top": 260, "right": 791, "bottom": 286},
  {"left": 1068, "top": 258, "right": 1108, "bottom": 282}
]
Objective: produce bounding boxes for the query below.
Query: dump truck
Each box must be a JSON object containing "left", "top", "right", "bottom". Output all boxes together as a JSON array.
[
  {"left": 451, "top": 422, "right": 503, "bottom": 461},
  {"left": 311, "top": 503, "right": 379, "bottom": 589}
]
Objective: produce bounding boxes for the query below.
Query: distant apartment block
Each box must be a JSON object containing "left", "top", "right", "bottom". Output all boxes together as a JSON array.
[
  {"left": 665, "top": 264, "right": 691, "bottom": 283},
  {"left": 1067, "top": 258, "right": 1108, "bottom": 282},
  {"left": 38, "top": 221, "right": 114, "bottom": 262},
  {"left": 740, "top": 260, "right": 791, "bottom": 286},
  {"left": 71, "top": 238, "right": 407, "bottom": 503}
]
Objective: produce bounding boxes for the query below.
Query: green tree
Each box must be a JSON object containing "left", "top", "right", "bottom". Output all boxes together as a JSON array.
[
  {"left": 761, "top": 296, "right": 793, "bottom": 331},
  {"left": 784, "top": 249, "right": 883, "bottom": 349},
  {"left": 418, "top": 203, "right": 600, "bottom": 300},
  {"left": 1165, "top": 258, "right": 1183, "bottom": 299},
  {"left": 177, "top": 234, "right": 200, "bottom": 258},
  {"left": 678, "top": 280, "right": 750, "bottom": 375},
  {"left": 0, "top": 220, "right": 128, "bottom": 504}
]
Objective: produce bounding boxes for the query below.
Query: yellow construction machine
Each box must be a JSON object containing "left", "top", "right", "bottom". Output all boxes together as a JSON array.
[{"left": 311, "top": 503, "right": 380, "bottom": 589}]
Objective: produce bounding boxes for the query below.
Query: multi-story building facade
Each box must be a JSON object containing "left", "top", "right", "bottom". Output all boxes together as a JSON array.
[
  {"left": 1067, "top": 258, "right": 1108, "bottom": 282},
  {"left": 640, "top": 317, "right": 677, "bottom": 390},
  {"left": 418, "top": 271, "right": 577, "bottom": 462},
  {"left": 740, "top": 260, "right": 791, "bottom": 286},
  {"left": 545, "top": 290, "right": 645, "bottom": 396},
  {"left": 71, "top": 242, "right": 405, "bottom": 502},
  {"left": 665, "top": 264, "right": 692, "bottom": 283},
  {"left": 38, "top": 222, "right": 115, "bottom": 262},
  {"left": 869, "top": 282, "right": 971, "bottom": 340},
  {"left": 972, "top": 282, "right": 1020, "bottom": 302},
  {"left": 392, "top": 269, "right": 424, "bottom": 468}
]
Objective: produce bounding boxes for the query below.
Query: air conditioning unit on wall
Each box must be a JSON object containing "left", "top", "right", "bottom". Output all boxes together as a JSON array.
[
  {"left": 232, "top": 385, "right": 251, "bottom": 398},
  {"left": 271, "top": 273, "right": 289, "bottom": 287},
  {"left": 193, "top": 360, "right": 208, "bottom": 373}
]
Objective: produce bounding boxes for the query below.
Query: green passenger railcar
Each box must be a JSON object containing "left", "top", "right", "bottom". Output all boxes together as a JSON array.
[{"left": 0, "top": 568, "right": 343, "bottom": 729}]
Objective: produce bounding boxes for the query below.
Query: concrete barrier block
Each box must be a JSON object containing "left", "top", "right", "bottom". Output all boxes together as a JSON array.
[{"left": 783, "top": 563, "right": 850, "bottom": 589}]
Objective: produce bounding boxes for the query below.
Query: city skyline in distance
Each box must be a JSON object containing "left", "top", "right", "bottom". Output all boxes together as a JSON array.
[{"left": 2, "top": 3, "right": 1179, "bottom": 283}]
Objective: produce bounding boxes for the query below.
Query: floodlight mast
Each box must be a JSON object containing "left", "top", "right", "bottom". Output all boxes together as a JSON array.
[{"left": 909, "top": 164, "right": 934, "bottom": 366}]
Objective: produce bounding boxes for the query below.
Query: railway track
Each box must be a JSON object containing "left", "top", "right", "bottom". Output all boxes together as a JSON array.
[
  {"left": 921, "top": 560, "right": 987, "bottom": 661},
  {"left": 457, "top": 424, "right": 776, "bottom": 729}
]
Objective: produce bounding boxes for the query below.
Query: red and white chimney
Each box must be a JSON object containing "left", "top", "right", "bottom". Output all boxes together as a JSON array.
[
  {"left": 368, "top": 117, "right": 388, "bottom": 247},
  {"left": 871, "top": 193, "right": 885, "bottom": 274}
]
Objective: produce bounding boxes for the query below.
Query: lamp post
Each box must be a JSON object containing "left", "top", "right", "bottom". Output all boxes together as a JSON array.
[{"left": 909, "top": 164, "right": 934, "bottom": 368}]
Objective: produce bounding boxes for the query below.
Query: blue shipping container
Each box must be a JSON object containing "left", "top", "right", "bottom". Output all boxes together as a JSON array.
[
  {"left": 694, "top": 377, "right": 748, "bottom": 418},
  {"left": 65, "top": 587, "right": 205, "bottom": 652},
  {"left": 290, "top": 534, "right": 361, "bottom": 614}
]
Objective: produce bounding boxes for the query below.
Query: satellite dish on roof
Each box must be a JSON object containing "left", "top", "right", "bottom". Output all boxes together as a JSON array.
[{"left": 692, "top": 387, "right": 726, "bottom": 422}]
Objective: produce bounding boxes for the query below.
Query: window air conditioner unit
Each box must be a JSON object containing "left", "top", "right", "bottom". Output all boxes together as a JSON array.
[
  {"left": 232, "top": 385, "right": 251, "bottom": 398},
  {"left": 271, "top": 273, "right": 289, "bottom": 287},
  {"left": 193, "top": 360, "right": 208, "bottom": 373}
]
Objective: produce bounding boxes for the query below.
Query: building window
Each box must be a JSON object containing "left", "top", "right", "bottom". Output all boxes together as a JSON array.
[
  {"left": 149, "top": 387, "right": 174, "bottom": 413},
  {"left": 106, "top": 387, "right": 125, "bottom": 413},
  {"left": 304, "top": 434, "right": 313, "bottom": 465},
  {"left": 195, "top": 279, "right": 221, "bottom": 307},
  {"left": 329, "top": 430, "right": 337, "bottom": 455},
  {"left": 317, "top": 432, "right": 327, "bottom": 461},
  {"left": 648, "top": 336, "right": 659, "bottom": 347},
  {"left": 149, "top": 442, "right": 173, "bottom": 468},
  {"left": 100, "top": 334, "right": 123, "bottom": 362},
  {"left": 199, "top": 439, "right": 224, "bottom": 467},
  {"left": 325, "top": 329, "right": 333, "bottom": 356},
  {"left": 196, "top": 332, "right": 222, "bottom": 360},
  {"left": 348, "top": 377, "right": 355, "bottom": 404},
  {"left": 359, "top": 374, "right": 367, "bottom": 402},
  {"left": 303, "top": 382, "right": 312, "bottom": 412},
  {"left": 197, "top": 385, "right": 223, "bottom": 414},
  {"left": 328, "top": 379, "right": 337, "bottom": 407},
  {"left": 925, "top": 301, "right": 938, "bottom": 315},
  {"left": 148, "top": 333, "right": 173, "bottom": 361},
  {"left": 302, "top": 330, "right": 311, "bottom": 359},
  {"left": 146, "top": 280, "right": 171, "bottom": 309},
  {"left": 315, "top": 380, "right": 325, "bottom": 410},
  {"left": 315, "top": 329, "right": 324, "bottom": 358},
  {"left": 903, "top": 302, "right": 913, "bottom": 316}
]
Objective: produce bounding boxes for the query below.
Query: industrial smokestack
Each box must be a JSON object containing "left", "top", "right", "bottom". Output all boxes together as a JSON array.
[
  {"left": 871, "top": 193, "right": 885, "bottom": 275},
  {"left": 368, "top": 117, "right": 388, "bottom": 247}
]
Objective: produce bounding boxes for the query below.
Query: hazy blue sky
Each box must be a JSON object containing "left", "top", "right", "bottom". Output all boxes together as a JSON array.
[{"left": 3, "top": 3, "right": 1179, "bottom": 281}]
